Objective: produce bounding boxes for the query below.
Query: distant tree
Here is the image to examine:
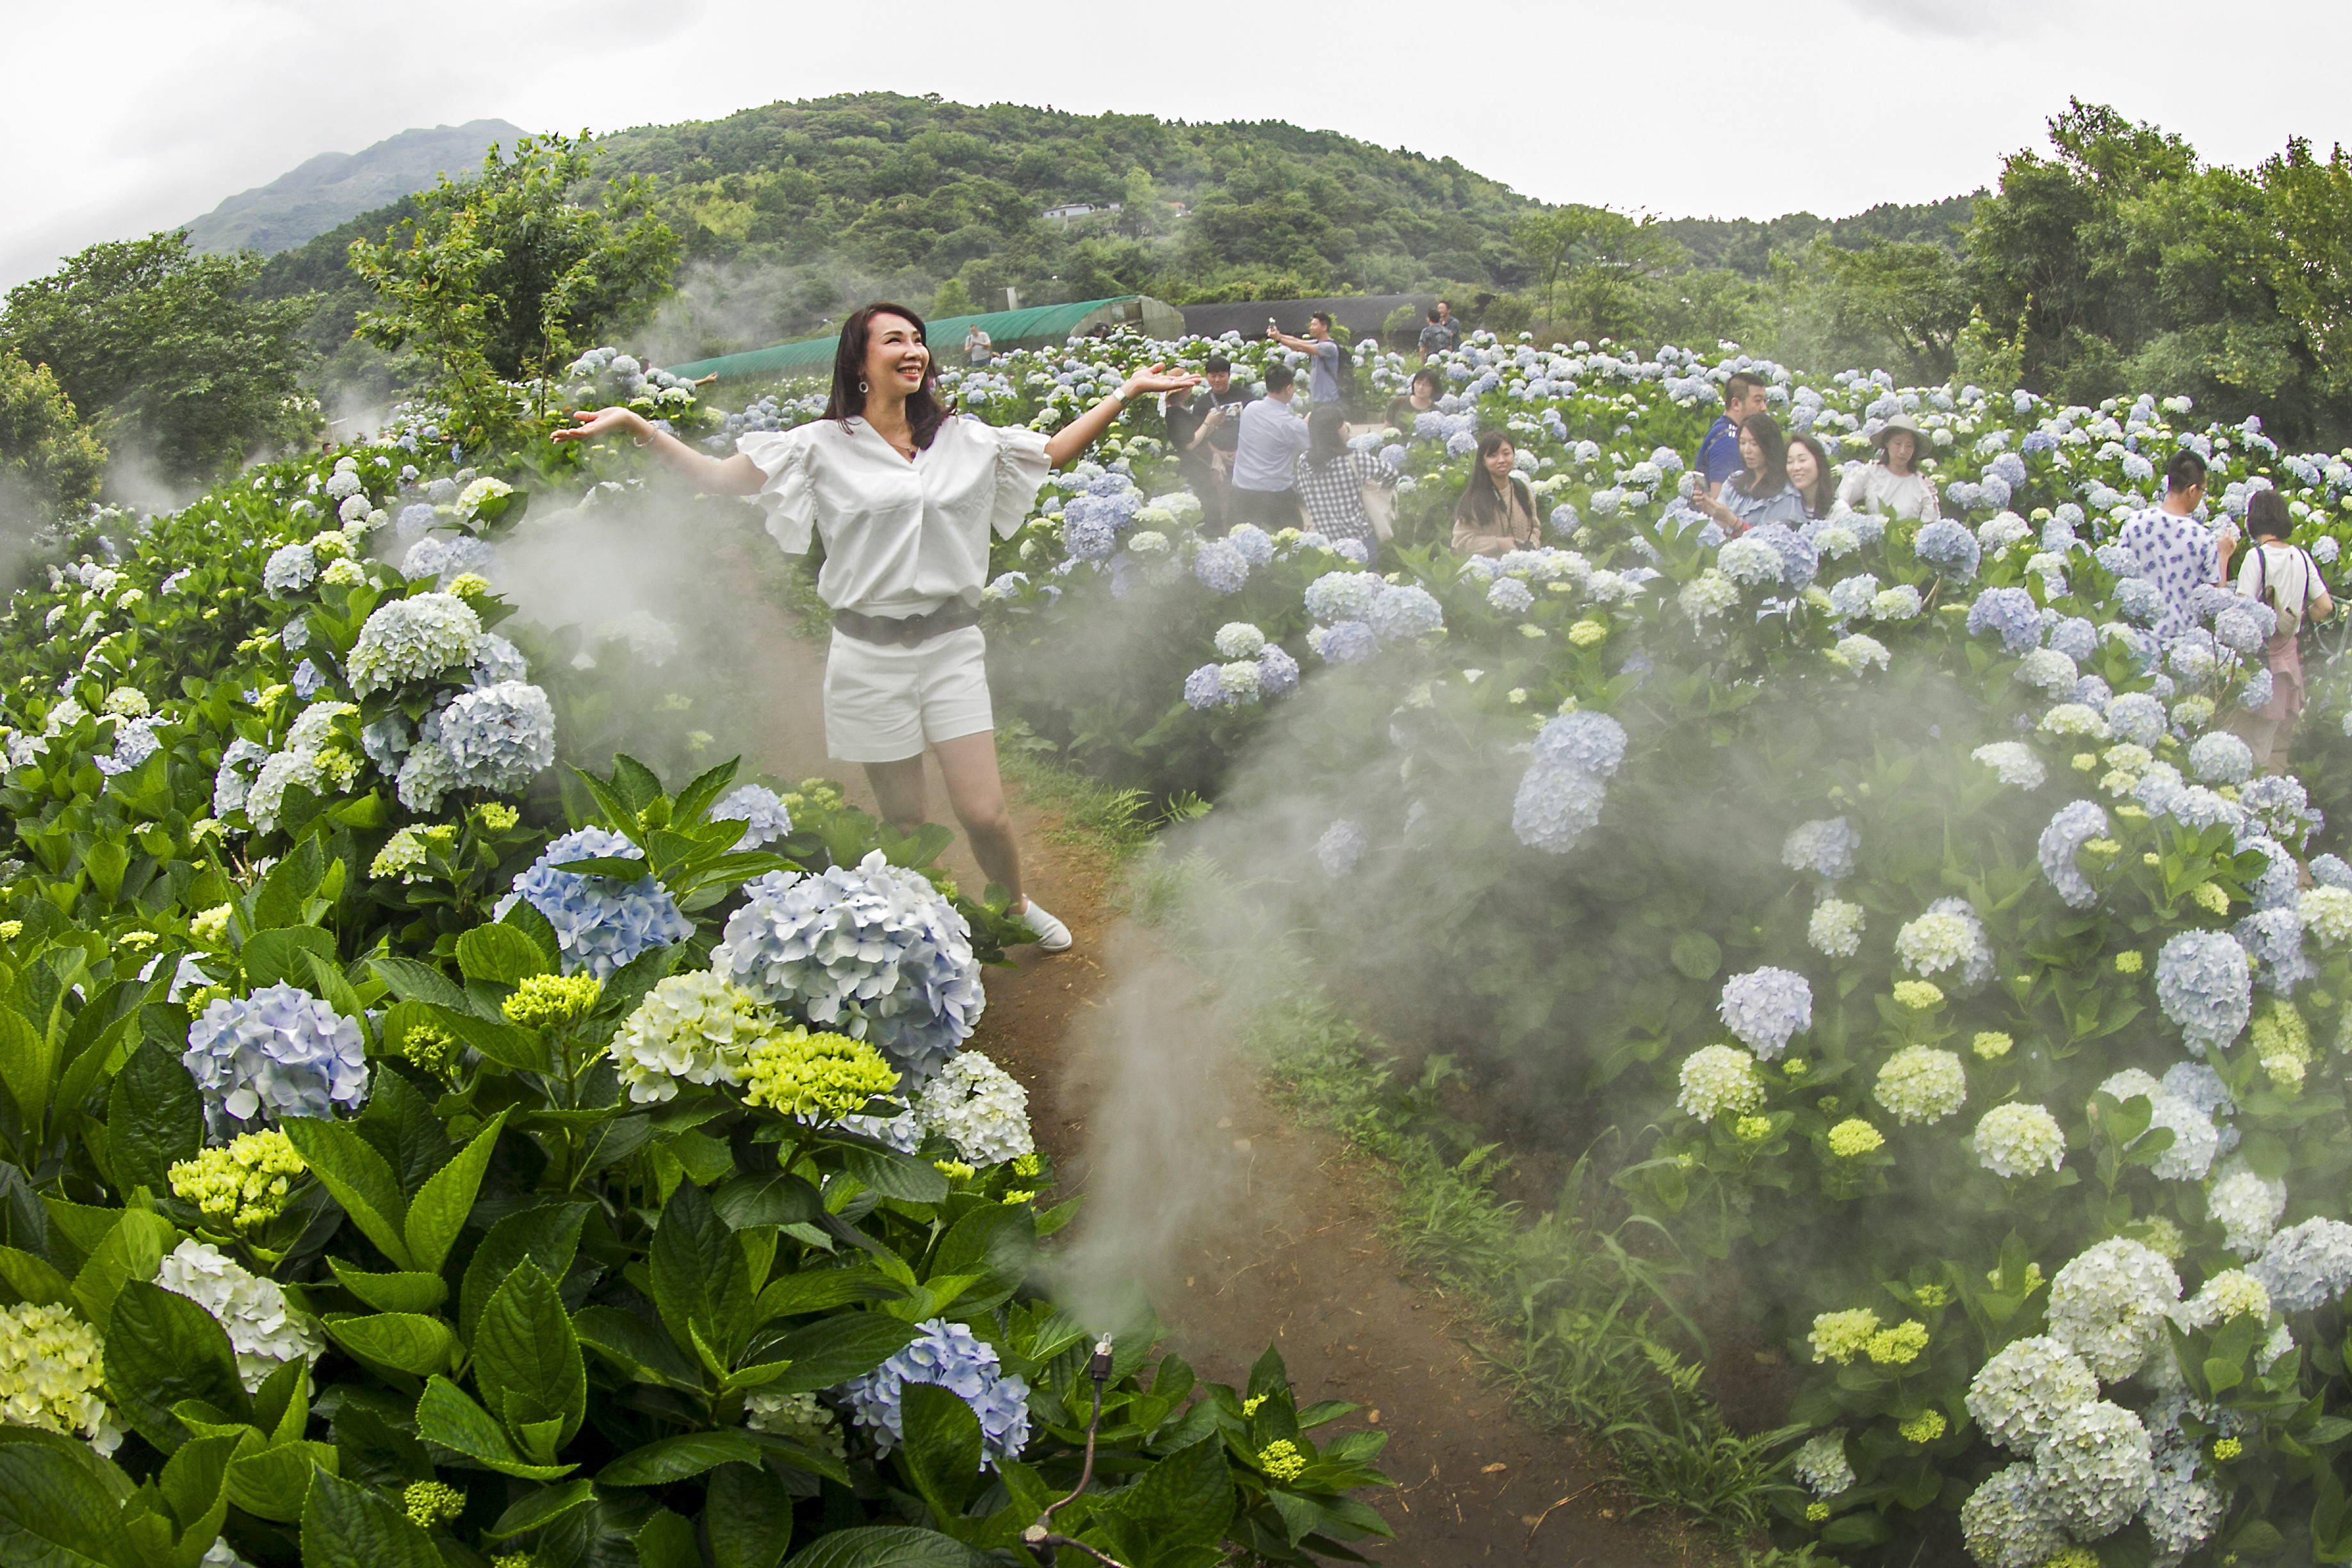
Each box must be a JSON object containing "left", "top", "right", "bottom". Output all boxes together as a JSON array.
[
  {"left": 349, "top": 132, "right": 680, "bottom": 441},
  {"left": 1508, "top": 206, "right": 1686, "bottom": 343},
  {"left": 2257, "top": 136, "right": 2352, "bottom": 411},
  {"left": 1782, "top": 238, "right": 1975, "bottom": 382},
  {"left": 0, "top": 233, "right": 314, "bottom": 486},
  {"left": 1510, "top": 210, "right": 1577, "bottom": 324},
  {"left": 930, "top": 277, "right": 978, "bottom": 319},
  {"left": 0, "top": 348, "right": 107, "bottom": 521}
]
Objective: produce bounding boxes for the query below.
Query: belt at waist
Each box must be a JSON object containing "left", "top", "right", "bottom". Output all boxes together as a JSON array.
[{"left": 832, "top": 601, "right": 980, "bottom": 647}]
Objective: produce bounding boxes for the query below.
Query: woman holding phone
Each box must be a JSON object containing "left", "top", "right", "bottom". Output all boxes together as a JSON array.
[{"left": 555, "top": 302, "right": 1196, "bottom": 952}]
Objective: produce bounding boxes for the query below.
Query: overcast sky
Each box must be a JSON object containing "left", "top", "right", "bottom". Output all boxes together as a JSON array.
[{"left": 11, "top": 0, "right": 2352, "bottom": 290}]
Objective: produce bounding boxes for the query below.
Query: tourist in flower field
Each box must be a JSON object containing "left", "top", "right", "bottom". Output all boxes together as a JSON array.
[
  {"left": 1294, "top": 404, "right": 1398, "bottom": 553},
  {"left": 1229, "top": 361, "right": 1311, "bottom": 530},
  {"left": 2232, "top": 487, "right": 2333, "bottom": 772},
  {"left": 962, "top": 322, "right": 992, "bottom": 365},
  {"left": 1692, "top": 412, "right": 1804, "bottom": 532},
  {"left": 1452, "top": 431, "right": 1540, "bottom": 555},
  {"left": 1833, "top": 413, "right": 1941, "bottom": 521},
  {"left": 2116, "top": 448, "right": 2219, "bottom": 639},
  {"left": 1385, "top": 366, "right": 1441, "bottom": 433},
  {"left": 1786, "top": 430, "right": 1837, "bottom": 520},
  {"left": 1268, "top": 311, "right": 1346, "bottom": 407},
  {"left": 556, "top": 301, "right": 1196, "bottom": 952},
  {"left": 1697, "top": 372, "right": 1769, "bottom": 497},
  {"left": 1162, "top": 380, "right": 1227, "bottom": 534}
]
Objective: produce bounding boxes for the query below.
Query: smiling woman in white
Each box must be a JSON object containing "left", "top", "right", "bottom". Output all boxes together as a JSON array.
[{"left": 555, "top": 302, "right": 1196, "bottom": 954}]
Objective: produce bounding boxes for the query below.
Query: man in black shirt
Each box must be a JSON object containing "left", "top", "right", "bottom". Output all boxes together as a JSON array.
[
  {"left": 1186, "top": 355, "right": 1255, "bottom": 536},
  {"left": 1163, "top": 382, "right": 1224, "bottom": 534}
]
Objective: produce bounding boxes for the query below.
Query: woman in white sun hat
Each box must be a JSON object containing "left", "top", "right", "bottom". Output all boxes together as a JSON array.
[{"left": 557, "top": 301, "right": 1196, "bottom": 952}]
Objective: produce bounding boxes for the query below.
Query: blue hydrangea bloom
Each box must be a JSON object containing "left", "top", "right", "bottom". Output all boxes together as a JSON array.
[
  {"left": 1367, "top": 584, "right": 1444, "bottom": 643},
  {"left": 1968, "top": 588, "right": 2044, "bottom": 654},
  {"left": 2156, "top": 929, "right": 2253, "bottom": 1055},
  {"left": 1989, "top": 452, "right": 2029, "bottom": 487},
  {"left": 1782, "top": 817, "right": 1858, "bottom": 883},
  {"left": 1305, "top": 571, "right": 1384, "bottom": 624},
  {"left": 2189, "top": 731, "right": 2255, "bottom": 786},
  {"left": 1318, "top": 819, "right": 1368, "bottom": 877},
  {"left": 1718, "top": 968, "right": 1811, "bottom": 1059},
  {"left": 1226, "top": 525, "right": 1275, "bottom": 568},
  {"left": 2095, "top": 543, "right": 2139, "bottom": 578},
  {"left": 262, "top": 544, "right": 316, "bottom": 596},
  {"left": 182, "top": 981, "right": 368, "bottom": 1128},
  {"left": 1311, "top": 620, "right": 1377, "bottom": 664},
  {"left": 501, "top": 827, "right": 694, "bottom": 981},
  {"left": 2250, "top": 1218, "right": 2352, "bottom": 1313},
  {"left": 1194, "top": 539, "right": 1250, "bottom": 594},
  {"left": 1549, "top": 503, "right": 1581, "bottom": 538},
  {"left": 2314, "top": 854, "right": 2352, "bottom": 890},
  {"left": 1533, "top": 712, "right": 1627, "bottom": 777},
  {"left": 1257, "top": 644, "right": 1300, "bottom": 698},
  {"left": 2237, "top": 906, "right": 2312, "bottom": 992},
  {"left": 430, "top": 681, "right": 555, "bottom": 794},
  {"left": 712, "top": 785, "right": 793, "bottom": 851},
  {"left": 395, "top": 503, "right": 437, "bottom": 541},
  {"left": 1063, "top": 514, "right": 1116, "bottom": 561},
  {"left": 1487, "top": 577, "right": 1535, "bottom": 616},
  {"left": 2105, "top": 692, "right": 2167, "bottom": 747},
  {"left": 2039, "top": 799, "right": 2107, "bottom": 908},
  {"left": 1746, "top": 523, "right": 1818, "bottom": 589},
  {"left": 2237, "top": 833, "right": 2301, "bottom": 911},
  {"left": 2048, "top": 617, "right": 2097, "bottom": 662},
  {"left": 712, "top": 851, "right": 984, "bottom": 1081},
  {"left": 838, "top": 1318, "right": 1031, "bottom": 1467},
  {"left": 1512, "top": 762, "right": 1607, "bottom": 853},
  {"left": 1913, "top": 519, "right": 1981, "bottom": 580},
  {"left": 2073, "top": 674, "right": 2113, "bottom": 709},
  {"left": 2241, "top": 667, "right": 2276, "bottom": 711},
  {"left": 1182, "top": 664, "right": 1227, "bottom": 710}
]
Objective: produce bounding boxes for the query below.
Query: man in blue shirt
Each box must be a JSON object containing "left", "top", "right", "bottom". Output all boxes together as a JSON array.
[
  {"left": 1698, "top": 373, "right": 1768, "bottom": 498},
  {"left": 1269, "top": 313, "right": 1345, "bottom": 407}
]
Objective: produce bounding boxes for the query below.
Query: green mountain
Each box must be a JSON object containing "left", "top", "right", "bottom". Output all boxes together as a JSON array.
[
  {"left": 251, "top": 92, "right": 1976, "bottom": 371},
  {"left": 185, "top": 119, "right": 525, "bottom": 256}
]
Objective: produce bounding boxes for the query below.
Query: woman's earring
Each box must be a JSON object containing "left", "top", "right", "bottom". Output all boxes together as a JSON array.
[{"left": 858, "top": 379, "right": 869, "bottom": 394}]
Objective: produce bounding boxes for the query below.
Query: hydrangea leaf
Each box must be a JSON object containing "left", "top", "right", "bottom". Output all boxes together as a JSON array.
[
  {"left": 300, "top": 1464, "right": 441, "bottom": 1568},
  {"left": 895, "top": 1382, "right": 983, "bottom": 1530},
  {"left": 0, "top": 1244, "right": 75, "bottom": 1307},
  {"left": 598, "top": 1429, "right": 762, "bottom": 1487},
  {"left": 246, "top": 839, "right": 328, "bottom": 933},
  {"left": 634, "top": 1508, "right": 701, "bottom": 1568},
  {"left": 841, "top": 1145, "right": 949, "bottom": 1205},
  {"left": 325, "top": 1312, "right": 457, "bottom": 1378},
  {"left": 102, "top": 1040, "right": 202, "bottom": 1198},
  {"left": 239, "top": 926, "right": 337, "bottom": 992},
  {"left": 455, "top": 923, "right": 552, "bottom": 987},
  {"left": 778, "top": 1524, "right": 983, "bottom": 1568},
  {"left": 154, "top": 1433, "right": 236, "bottom": 1562},
  {"left": 473, "top": 1262, "right": 585, "bottom": 1449},
  {"left": 365, "top": 957, "right": 472, "bottom": 1015},
  {"left": 0, "top": 1442, "right": 139, "bottom": 1568},
  {"left": 708, "top": 1458, "right": 796, "bottom": 1568},
  {"left": 0, "top": 1005, "right": 56, "bottom": 1144},
  {"left": 68, "top": 1208, "right": 177, "bottom": 1333},
  {"left": 1084, "top": 1434, "right": 1234, "bottom": 1561},
  {"left": 572, "top": 1304, "right": 705, "bottom": 1392},
  {"left": 671, "top": 758, "right": 744, "bottom": 827},
  {"left": 281, "top": 1116, "right": 414, "bottom": 1271},
  {"left": 412, "top": 1375, "right": 575, "bottom": 1480},
  {"left": 458, "top": 1202, "right": 589, "bottom": 1348},
  {"left": 648, "top": 1180, "right": 753, "bottom": 1361},
  {"left": 753, "top": 1262, "right": 903, "bottom": 1325},
  {"left": 105, "top": 1280, "right": 250, "bottom": 1451},
  {"left": 404, "top": 1107, "right": 510, "bottom": 1273},
  {"left": 225, "top": 1440, "right": 335, "bottom": 1522},
  {"left": 752, "top": 1312, "right": 924, "bottom": 1398},
  {"left": 485, "top": 1477, "right": 594, "bottom": 1541}
]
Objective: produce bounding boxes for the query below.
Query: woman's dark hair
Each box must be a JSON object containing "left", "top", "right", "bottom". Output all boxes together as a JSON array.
[
  {"left": 826, "top": 303, "right": 945, "bottom": 449},
  {"left": 1307, "top": 404, "right": 1352, "bottom": 469},
  {"left": 1786, "top": 430, "right": 1836, "bottom": 516},
  {"left": 1455, "top": 432, "right": 1525, "bottom": 527},
  {"left": 1410, "top": 368, "right": 1441, "bottom": 397},
  {"left": 2246, "top": 487, "right": 2292, "bottom": 539},
  {"left": 1729, "top": 412, "right": 1790, "bottom": 500}
]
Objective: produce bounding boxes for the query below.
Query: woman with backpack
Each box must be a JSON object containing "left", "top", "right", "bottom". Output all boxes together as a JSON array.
[{"left": 2232, "top": 488, "right": 2334, "bottom": 775}]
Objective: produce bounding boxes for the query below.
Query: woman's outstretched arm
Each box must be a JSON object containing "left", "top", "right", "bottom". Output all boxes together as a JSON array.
[
  {"left": 1043, "top": 363, "right": 1201, "bottom": 468},
  {"left": 552, "top": 407, "right": 766, "bottom": 494}
]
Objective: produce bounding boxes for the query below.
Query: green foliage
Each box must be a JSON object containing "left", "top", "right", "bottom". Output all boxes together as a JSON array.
[
  {"left": 347, "top": 132, "right": 680, "bottom": 444},
  {"left": 0, "top": 347, "right": 106, "bottom": 525},
  {"left": 0, "top": 232, "right": 315, "bottom": 487}
]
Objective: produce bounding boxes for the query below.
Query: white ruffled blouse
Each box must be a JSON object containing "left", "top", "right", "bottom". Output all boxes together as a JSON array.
[{"left": 738, "top": 416, "right": 1052, "bottom": 616}]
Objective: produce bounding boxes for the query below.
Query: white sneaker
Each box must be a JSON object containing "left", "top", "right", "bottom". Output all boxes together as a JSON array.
[{"left": 1020, "top": 898, "right": 1073, "bottom": 952}]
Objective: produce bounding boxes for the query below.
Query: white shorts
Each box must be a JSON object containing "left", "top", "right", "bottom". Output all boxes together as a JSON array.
[{"left": 823, "top": 625, "right": 993, "bottom": 763}]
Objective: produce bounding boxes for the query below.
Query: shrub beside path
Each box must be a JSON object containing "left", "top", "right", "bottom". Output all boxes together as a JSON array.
[{"left": 747, "top": 635, "right": 1686, "bottom": 1567}]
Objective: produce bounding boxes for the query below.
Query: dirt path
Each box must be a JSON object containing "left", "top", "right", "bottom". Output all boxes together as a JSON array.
[{"left": 741, "top": 636, "right": 1688, "bottom": 1567}]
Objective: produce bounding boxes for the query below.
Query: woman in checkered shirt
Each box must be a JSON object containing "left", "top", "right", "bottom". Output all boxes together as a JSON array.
[{"left": 1291, "top": 405, "right": 1397, "bottom": 552}]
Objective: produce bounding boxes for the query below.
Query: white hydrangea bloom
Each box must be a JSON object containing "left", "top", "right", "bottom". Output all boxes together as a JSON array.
[
  {"left": 1874, "top": 1046, "right": 1968, "bottom": 1125},
  {"left": 609, "top": 971, "right": 774, "bottom": 1102},
  {"left": 1792, "top": 1430, "right": 1853, "bottom": 1496},
  {"left": 913, "top": 1050, "right": 1034, "bottom": 1166},
  {"left": 155, "top": 1239, "right": 323, "bottom": 1393},
  {"left": 744, "top": 1387, "right": 847, "bottom": 1457},
  {"left": 1808, "top": 899, "right": 1865, "bottom": 958},
  {"left": 345, "top": 593, "right": 486, "bottom": 696},
  {"left": 0, "top": 1299, "right": 120, "bottom": 1453},
  {"left": 2046, "top": 1238, "right": 2182, "bottom": 1381},
  {"left": 1677, "top": 1045, "right": 1764, "bottom": 1122},
  {"left": 1975, "top": 1104, "right": 2067, "bottom": 1179},
  {"left": 1966, "top": 1335, "right": 2098, "bottom": 1452},
  {"left": 2036, "top": 1400, "right": 2153, "bottom": 1538},
  {"left": 1961, "top": 1464, "right": 2068, "bottom": 1568},
  {"left": 1971, "top": 742, "right": 2045, "bottom": 789},
  {"left": 2209, "top": 1155, "right": 2288, "bottom": 1257}
]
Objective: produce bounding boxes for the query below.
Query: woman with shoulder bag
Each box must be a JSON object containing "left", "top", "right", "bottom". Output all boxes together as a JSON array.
[
  {"left": 1452, "top": 432, "right": 1539, "bottom": 557},
  {"left": 555, "top": 302, "right": 1197, "bottom": 954},
  {"left": 2232, "top": 489, "right": 2334, "bottom": 775}
]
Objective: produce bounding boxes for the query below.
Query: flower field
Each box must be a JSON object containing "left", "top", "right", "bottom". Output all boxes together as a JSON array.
[
  {"left": 0, "top": 359, "right": 1395, "bottom": 1568},
  {"left": 702, "top": 326, "right": 2352, "bottom": 1565}
]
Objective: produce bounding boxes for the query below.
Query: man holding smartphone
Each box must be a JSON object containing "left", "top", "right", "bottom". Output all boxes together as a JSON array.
[{"left": 1268, "top": 312, "right": 1345, "bottom": 408}]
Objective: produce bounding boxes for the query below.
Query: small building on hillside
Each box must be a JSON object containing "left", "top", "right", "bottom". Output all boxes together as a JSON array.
[
  {"left": 1043, "top": 202, "right": 1122, "bottom": 222},
  {"left": 664, "top": 295, "right": 1186, "bottom": 382}
]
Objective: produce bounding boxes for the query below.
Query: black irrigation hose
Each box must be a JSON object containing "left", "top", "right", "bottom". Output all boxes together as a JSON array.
[{"left": 1021, "top": 1335, "right": 1132, "bottom": 1568}]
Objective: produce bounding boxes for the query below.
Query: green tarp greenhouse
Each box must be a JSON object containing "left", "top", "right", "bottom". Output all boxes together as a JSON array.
[{"left": 664, "top": 295, "right": 1185, "bottom": 382}]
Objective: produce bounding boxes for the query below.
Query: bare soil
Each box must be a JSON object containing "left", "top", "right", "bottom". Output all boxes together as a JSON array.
[{"left": 744, "top": 636, "right": 1697, "bottom": 1567}]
